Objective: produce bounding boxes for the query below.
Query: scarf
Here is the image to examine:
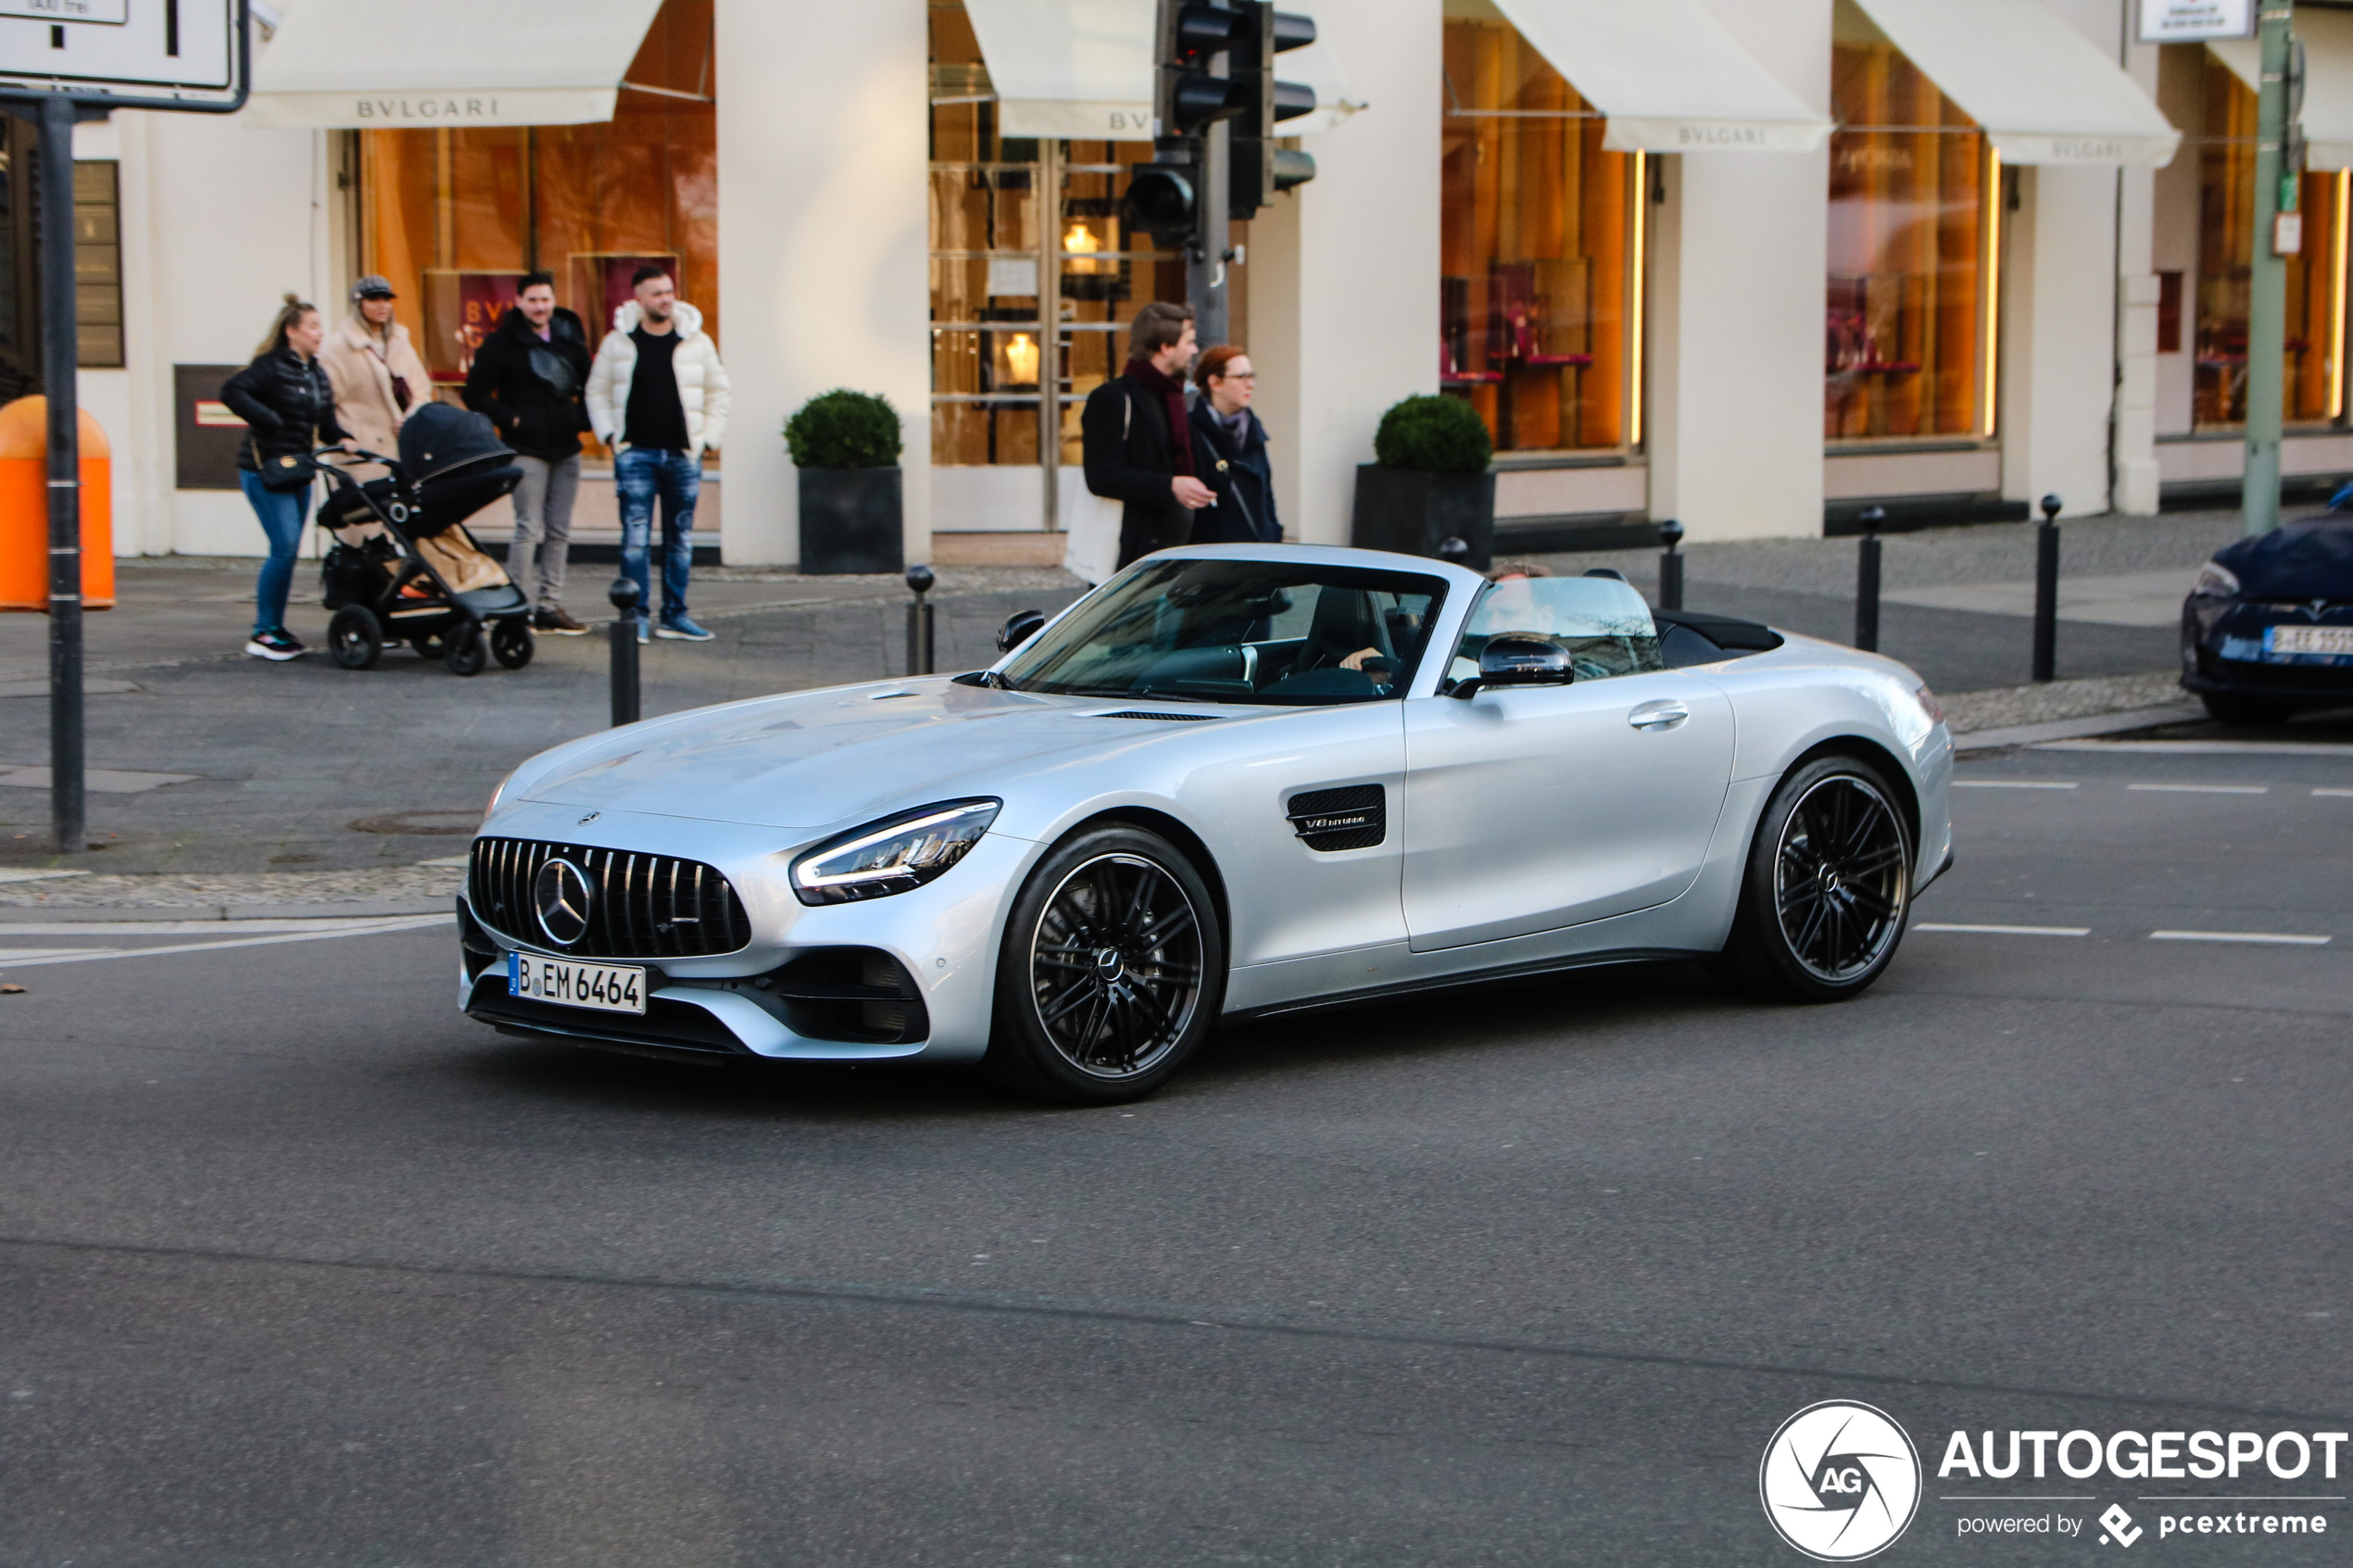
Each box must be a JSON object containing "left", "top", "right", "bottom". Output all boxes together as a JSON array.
[{"left": 1126, "top": 358, "right": 1194, "bottom": 477}]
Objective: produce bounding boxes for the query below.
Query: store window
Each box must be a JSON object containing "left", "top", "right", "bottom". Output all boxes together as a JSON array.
[
  {"left": 1441, "top": 0, "right": 1637, "bottom": 454},
  {"left": 929, "top": 0, "right": 1205, "bottom": 525},
  {"left": 2191, "top": 50, "right": 2347, "bottom": 428},
  {"left": 1827, "top": 1, "right": 1994, "bottom": 443},
  {"left": 358, "top": 0, "right": 716, "bottom": 392}
]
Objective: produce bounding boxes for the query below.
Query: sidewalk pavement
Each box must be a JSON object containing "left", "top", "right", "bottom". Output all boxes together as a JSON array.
[{"left": 1, "top": 508, "right": 2338, "bottom": 904}]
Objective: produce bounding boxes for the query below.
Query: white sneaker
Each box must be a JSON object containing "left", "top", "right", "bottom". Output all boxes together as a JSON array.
[{"left": 245, "top": 628, "right": 306, "bottom": 662}]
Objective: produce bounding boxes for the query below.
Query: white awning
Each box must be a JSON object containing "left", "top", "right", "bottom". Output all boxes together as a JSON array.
[
  {"left": 2212, "top": 10, "right": 2353, "bottom": 170},
  {"left": 962, "top": 0, "right": 1360, "bottom": 142},
  {"left": 245, "top": 0, "right": 669, "bottom": 130},
  {"left": 1852, "top": 0, "right": 2180, "bottom": 167},
  {"left": 1487, "top": 0, "right": 1831, "bottom": 154}
]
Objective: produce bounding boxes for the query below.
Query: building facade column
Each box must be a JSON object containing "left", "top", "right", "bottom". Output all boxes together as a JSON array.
[
  {"left": 1646, "top": 0, "right": 1831, "bottom": 543},
  {"left": 1250, "top": 0, "right": 1441, "bottom": 546},
  {"left": 2000, "top": 162, "right": 2125, "bottom": 519},
  {"left": 714, "top": 0, "right": 931, "bottom": 567}
]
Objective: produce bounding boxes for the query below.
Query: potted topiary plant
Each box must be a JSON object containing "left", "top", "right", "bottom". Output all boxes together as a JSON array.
[
  {"left": 786, "top": 389, "right": 904, "bottom": 574},
  {"left": 1351, "top": 394, "right": 1496, "bottom": 571}
]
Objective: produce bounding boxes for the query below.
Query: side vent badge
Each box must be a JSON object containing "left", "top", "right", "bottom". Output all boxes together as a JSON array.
[{"left": 1286, "top": 784, "right": 1386, "bottom": 852}]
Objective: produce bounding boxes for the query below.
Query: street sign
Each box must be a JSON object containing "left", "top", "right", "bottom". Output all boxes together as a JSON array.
[
  {"left": 2138, "top": 0, "right": 2255, "bottom": 44},
  {"left": 0, "top": 1, "right": 247, "bottom": 853},
  {"left": 0, "top": 0, "right": 245, "bottom": 110}
]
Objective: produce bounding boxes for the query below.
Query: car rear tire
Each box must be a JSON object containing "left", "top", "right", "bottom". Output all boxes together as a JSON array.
[
  {"left": 2199, "top": 692, "right": 2295, "bottom": 727},
  {"left": 985, "top": 826, "right": 1223, "bottom": 1105},
  {"left": 1713, "top": 755, "right": 1912, "bottom": 1004}
]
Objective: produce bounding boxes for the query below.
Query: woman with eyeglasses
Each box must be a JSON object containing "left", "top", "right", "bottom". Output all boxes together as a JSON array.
[{"left": 1187, "top": 345, "right": 1283, "bottom": 545}]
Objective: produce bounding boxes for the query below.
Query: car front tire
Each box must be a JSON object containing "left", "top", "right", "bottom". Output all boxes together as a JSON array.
[
  {"left": 2200, "top": 691, "right": 2296, "bottom": 727},
  {"left": 1714, "top": 755, "right": 1912, "bottom": 1004},
  {"left": 985, "top": 825, "right": 1223, "bottom": 1105}
]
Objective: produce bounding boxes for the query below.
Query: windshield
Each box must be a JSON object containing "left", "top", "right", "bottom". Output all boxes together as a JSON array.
[{"left": 1000, "top": 558, "right": 1450, "bottom": 705}]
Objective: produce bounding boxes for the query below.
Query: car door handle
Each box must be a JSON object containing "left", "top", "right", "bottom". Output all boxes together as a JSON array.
[{"left": 1628, "top": 700, "right": 1690, "bottom": 731}]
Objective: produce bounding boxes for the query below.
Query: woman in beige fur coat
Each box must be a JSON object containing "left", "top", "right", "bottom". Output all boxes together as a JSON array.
[{"left": 318, "top": 275, "right": 429, "bottom": 469}]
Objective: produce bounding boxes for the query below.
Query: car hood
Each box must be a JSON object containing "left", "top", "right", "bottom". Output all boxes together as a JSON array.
[
  {"left": 2212, "top": 519, "right": 2353, "bottom": 600},
  {"left": 512, "top": 679, "right": 1189, "bottom": 830}
]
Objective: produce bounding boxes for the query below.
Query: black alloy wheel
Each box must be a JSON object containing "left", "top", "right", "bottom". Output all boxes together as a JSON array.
[
  {"left": 1715, "top": 755, "right": 1912, "bottom": 1003},
  {"left": 327, "top": 605, "right": 383, "bottom": 671},
  {"left": 445, "top": 626, "right": 488, "bottom": 677},
  {"left": 490, "top": 618, "right": 535, "bottom": 670},
  {"left": 988, "top": 826, "right": 1222, "bottom": 1104}
]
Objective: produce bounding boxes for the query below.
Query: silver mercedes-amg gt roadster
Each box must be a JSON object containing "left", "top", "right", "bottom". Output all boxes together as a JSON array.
[{"left": 459, "top": 544, "right": 1954, "bottom": 1102}]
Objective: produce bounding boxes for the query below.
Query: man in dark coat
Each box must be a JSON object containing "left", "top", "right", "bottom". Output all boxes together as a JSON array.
[
  {"left": 1081, "top": 301, "right": 1214, "bottom": 569},
  {"left": 463, "top": 272, "right": 594, "bottom": 633},
  {"left": 1187, "top": 345, "right": 1282, "bottom": 545}
]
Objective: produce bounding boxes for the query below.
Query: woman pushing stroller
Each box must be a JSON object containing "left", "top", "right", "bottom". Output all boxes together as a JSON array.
[{"left": 220, "top": 295, "right": 351, "bottom": 661}]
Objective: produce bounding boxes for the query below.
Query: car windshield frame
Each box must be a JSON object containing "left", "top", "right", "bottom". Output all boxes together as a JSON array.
[{"left": 999, "top": 558, "right": 1453, "bottom": 707}]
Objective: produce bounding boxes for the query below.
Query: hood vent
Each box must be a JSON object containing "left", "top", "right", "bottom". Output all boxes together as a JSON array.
[
  {"left": 1287, "top": 784, "right": 1386, "bottom": 852},
  {"left": 1092, "top": 709, "right": 1222, "bottom": 721}
]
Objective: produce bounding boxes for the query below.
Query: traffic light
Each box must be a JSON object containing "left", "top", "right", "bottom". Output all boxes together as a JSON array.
[
  {"left": 1227, "top": 2, "right": 1318, "bottom": 218},
  {"left": 1125, "top": 142, "right": 1202, "bottom": 247}
]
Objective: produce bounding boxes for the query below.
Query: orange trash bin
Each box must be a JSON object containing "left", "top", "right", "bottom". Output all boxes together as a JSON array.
[{"left": 0, "top": 395, "right": 113, "bottom": 613}]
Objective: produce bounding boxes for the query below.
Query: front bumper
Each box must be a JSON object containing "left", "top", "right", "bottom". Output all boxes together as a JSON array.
[
  {"left": 2182, "top": 595, "right": 2353, "bottom": 705},
  {"left": 453, "top": 802, "right": 1038, "bottom": 1063}
]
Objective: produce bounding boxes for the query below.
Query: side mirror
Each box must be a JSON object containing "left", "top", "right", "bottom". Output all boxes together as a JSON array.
[
  {"left": 1478, "top": 634, "right": 1574, "bottom": 687},
  {"left": 997, "top": 608, "right": 1047, "bottom": 652}
]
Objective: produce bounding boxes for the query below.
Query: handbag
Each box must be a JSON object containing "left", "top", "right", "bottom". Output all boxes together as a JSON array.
[
  {"left": 249, "top": 434, "right": 318, "bottom": 492},
  {"left": 1062, "top": 384, "right": 1129, "bottom": 586}
]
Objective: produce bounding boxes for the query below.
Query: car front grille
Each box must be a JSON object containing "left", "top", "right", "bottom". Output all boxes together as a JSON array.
[{"left": 470, "top": 837, "right": 751, "bottom": 959}]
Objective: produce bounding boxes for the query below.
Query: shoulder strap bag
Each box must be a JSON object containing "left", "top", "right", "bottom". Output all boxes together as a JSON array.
[{"left": 1062, "top": 383, "right": 1130, "bottom": 586}]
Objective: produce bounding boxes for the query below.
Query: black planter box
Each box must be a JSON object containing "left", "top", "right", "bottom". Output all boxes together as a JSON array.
[
  {"left": 799, "top": 466, "right": 904, "bottom": 575},
  {"left": 1350, "top": 466, "right": 1494, "bottom": 572}
]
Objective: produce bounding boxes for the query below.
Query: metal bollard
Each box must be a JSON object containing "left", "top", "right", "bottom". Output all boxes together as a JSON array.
[
  {"left": 904, "top": 563, "right": 936, "bottom": 676},
  {"left": 1854, "top": 506, "right": 1885, "bottom": 653},
  {"left": 1656, "top": 518, "right": 1684, "bottom": 611},
  {"left": 2032, "top": 494, "right": 2061, "bottom": 684},
  {"left": 609, "top": 576, "right": 641, "bottom": 727}
]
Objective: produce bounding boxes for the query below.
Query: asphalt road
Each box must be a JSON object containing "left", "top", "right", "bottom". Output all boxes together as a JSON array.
[{"left": 1, "top": 742, "right": 2349, "bottom": 1565}]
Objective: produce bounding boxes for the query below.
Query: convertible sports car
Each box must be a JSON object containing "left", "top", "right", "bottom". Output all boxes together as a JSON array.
[{"left": 459, "top": 544, "right": 1954, "bottom": 1103}]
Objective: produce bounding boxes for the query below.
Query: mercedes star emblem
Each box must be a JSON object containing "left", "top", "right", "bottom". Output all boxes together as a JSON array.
[
  {"left": 577, "top": 810, "right": 600, "bottom": 824},
  {"left": 534, "top": 859, "right": 593, "bottom": 947}
]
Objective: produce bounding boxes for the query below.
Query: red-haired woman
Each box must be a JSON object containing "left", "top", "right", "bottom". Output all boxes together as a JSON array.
[{"left": 1187, "top": 345, "right": 1282, "bottom": 545}]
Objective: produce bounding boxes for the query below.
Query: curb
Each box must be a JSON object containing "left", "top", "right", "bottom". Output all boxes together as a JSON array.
[
  {"left": 0, "top": 897, "right": 454, "bottom": 922},
  {"left": 1952, "top": 703, "right": 2207, "bottom": 752}
]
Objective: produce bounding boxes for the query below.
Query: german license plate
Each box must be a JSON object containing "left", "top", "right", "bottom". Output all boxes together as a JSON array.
[
  {"left": 2265, "top": 624, "right": 2353, "bottom": 658},
  {"left": 509, "top": 951, "right": 646, "bottom": 1014}
]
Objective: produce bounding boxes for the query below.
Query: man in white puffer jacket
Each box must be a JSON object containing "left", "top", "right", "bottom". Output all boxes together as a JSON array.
[{"left": 586, "top": 266, "right": 732, "bottom": 640}]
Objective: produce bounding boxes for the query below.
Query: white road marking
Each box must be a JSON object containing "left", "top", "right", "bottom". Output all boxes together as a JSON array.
[
  {"left": 1951, "top": 780, "right": 2079, "bottom": 790},
  {"left": 0, "top": 948, "right": 113, "bottom": 963},
  {"left": 0, "top": 915, "right": 452, "bottom": 968},
  {"left": 2038, "top": 739, "right": 2353, "bottom": 756},
  {"left": 0, "top": 916, "right": 448, "bottom": 936},
  {"left": 2149, "top": 930, "right": 2332, "bottom": 947},
  {"left": 2127, "top": 783, "right": 2269, "bottom": 795},
  {"left": 2318, "top": 788, "right": 2353, "bottom": 797},
  {"left": 1916, "top": 923, "right": 2092, "bottom": 936}
]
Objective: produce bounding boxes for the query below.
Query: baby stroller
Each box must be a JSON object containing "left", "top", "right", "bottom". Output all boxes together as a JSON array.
[{"left": 316, "top": 403, "right": 534, "bottom": 676}]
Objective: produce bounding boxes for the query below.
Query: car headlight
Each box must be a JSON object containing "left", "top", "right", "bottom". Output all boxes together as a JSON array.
[
  {"left": 2192, "top": 561, "right": 2240, "bottom": 598},
  {"left": 791, "top": 799, "right": 1001, "bottom": 906},
  {"left": 484, "top": 767, "right": 519, "bottom": 826}
]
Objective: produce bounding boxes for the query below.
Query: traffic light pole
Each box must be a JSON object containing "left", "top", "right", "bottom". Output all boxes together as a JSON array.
[
  {"left": 2243, "top": 0, "right": 2295, "bottom": 536},
  {"left": 1189, "top": 119, "right": 1232, "bottom": 348},
  {"left": 40, "top": 93, "right": 84, "bottom": 856}
]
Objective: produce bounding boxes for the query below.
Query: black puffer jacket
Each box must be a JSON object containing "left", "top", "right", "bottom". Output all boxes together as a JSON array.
[
  {"left": 220, "top": 347, "right": 347, "bottom": 474},
  {"left": 462, "top": 306, "right": 593, "bottom": 460}
]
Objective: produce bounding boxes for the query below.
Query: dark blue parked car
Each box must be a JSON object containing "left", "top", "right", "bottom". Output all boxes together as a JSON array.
[{"left": 2181, "top": 519, "right": 2353, "bottom": 725}]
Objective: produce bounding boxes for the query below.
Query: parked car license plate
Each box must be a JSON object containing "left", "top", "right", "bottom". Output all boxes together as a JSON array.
[
  {"left": 2265, "top": 624, "right": 2353, "bottom": 658},
  {"left": 509, "top": 951, "right": 646, "bottom": 1015}
]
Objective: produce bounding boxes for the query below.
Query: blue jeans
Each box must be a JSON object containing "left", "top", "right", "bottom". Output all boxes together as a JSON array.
[
  {"left": 615, "top": 446, "right": 700, "bottom": 624},
  {"left": 239, "top": 469, "right": 312, "bottom": 635}
]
